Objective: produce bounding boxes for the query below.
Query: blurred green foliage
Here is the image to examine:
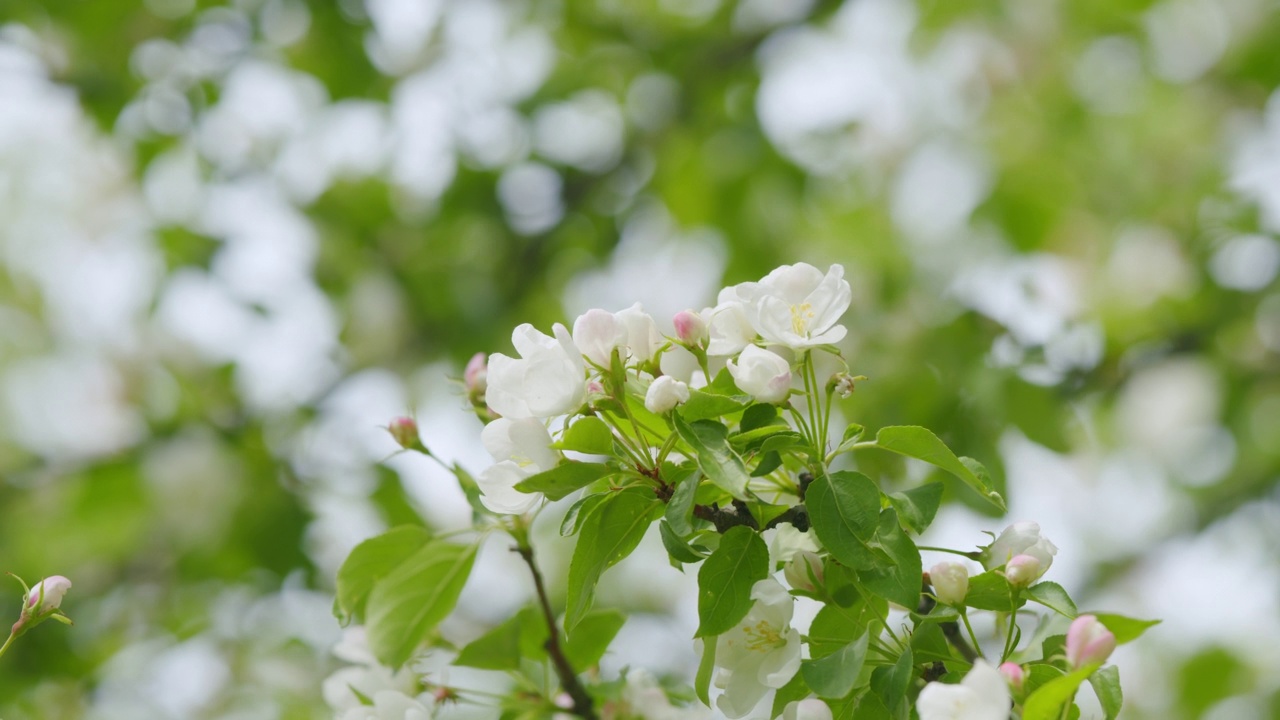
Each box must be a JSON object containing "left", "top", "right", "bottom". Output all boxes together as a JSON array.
[{"left": 1, "top": 0, "right": 1279, "bottom": 717}]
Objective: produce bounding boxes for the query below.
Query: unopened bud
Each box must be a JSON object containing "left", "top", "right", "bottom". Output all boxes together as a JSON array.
[
  {"left": 783, "top": 551, "right": 824, "bottom": 593},
  {"left": 673, "top": 310, "right": 708, "bottom": 347},
  {"left": 464, "top": 352, "right": 487, "bottom": 399},
  {"left": 928, "top": 561, "right": 969, "bottom": 606},
  {"left": 999, "top": 662, "right": 1025, "bottom": 690},
  {"left": 783, "top": 698, "right": 833, "bottom": 720},
  {"left": 1003, "top": 553, "right": 1042, "bottom": 587},
  {"left": 586, "top": 380, "right": 608, "bottom": 405},
  {"left": 1066, "top": 614, "right": 1116, "bottom": 669},
  {"left": 644, "top": 376, "right": 690, "bottom": 414},
  {"left": 26, "top": 576, "right": 72, "bottom": 613},
  {"left": 388, "top": 417, "right": 421, "bottom": 451}
]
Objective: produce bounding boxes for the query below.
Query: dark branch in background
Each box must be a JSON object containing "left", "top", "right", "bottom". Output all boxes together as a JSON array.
[
  {"left": 917, "top": 578, "right": 979, "bottom": 663},
  {"left": 514, "top": 545, "right": 598, "bottom": 720}
]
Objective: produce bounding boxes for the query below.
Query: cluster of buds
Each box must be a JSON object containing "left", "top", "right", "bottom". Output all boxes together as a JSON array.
[{"left": 9, "top": 574, "right": 72, "bottom": 639}]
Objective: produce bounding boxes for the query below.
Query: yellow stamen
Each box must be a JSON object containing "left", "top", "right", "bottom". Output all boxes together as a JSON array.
[
  {"left": 742, "top": 620, "right": 786, "bottom": 651},
  {"left": 790, "top": 303, "right": 816, "bottom": 336}
]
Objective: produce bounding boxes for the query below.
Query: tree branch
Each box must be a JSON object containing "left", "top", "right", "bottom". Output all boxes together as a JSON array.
[{"left": 514, "top": 545, "right": 598, "bottom": 720}]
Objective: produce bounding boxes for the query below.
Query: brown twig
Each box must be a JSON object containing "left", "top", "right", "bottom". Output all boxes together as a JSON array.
[{"left": 514, "top": 545, "right": 597, "bottom": 720}]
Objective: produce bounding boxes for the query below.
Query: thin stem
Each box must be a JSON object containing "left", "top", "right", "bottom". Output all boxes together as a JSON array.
[
  {"left": 0, "top": 631, "right": 15, "bottom": 661},
  {"left": 514, "top": 545, "right": 597, "bottom": 720},
  {"left": 959, "top": 609, "right": 983, "bottom": 659},
  {"left": 917, "top": 546, "right": 983, "bottom": 561},
  {"left": 1001, "top": 609, "right": 1019, "bottom": 663}
]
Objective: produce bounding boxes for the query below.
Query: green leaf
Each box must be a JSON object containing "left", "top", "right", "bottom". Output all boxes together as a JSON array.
[
  {"left": 1091, "top": 613, "right": 1161, "bottom": 644},
  {"left": 561, "top": 493, "right": 607, "bottom": 537},
  {"left": 366, "top": 540, "right": 478, "bottom": 668},
  {"left": 695, "top": 526, "right": 769, "bottom": 637},
  {"left": 729, "top": 424, "right": 797, "bottom": 448},
  {"left": 450, "top": 462, "right": 490, "bottom": 519},
  {"left": 910, "top": 622, "right": 956, "bottom": 664},
  {"left": 870, "top": 647, "right": 912, "bottom": 713},
  {"left": 514, "top": 462, "right": 614, "bottom": 501},
  {"left": 873, "top": 426, "right": 1005, "bottom": 510},
  {"left": 1023, "top": 664, "right": 1099, "bottom": 720},
  {"left": 664, "top": 468, "right": 700, "bottom": 536},
  {"left": 770, "top": 672, "right": 811, "bottom": 719},
  {"left": 965, "top": 571, "right": 1025, "bottom": 612},
  {"left": 336, "top": 526, "right": 432, "bottom": 621},
  {"left": 565, "top": 489, "right": 660, "bottom": 631},
  {"left": 672, "top": 415, "right": 750, "bottom": 500},
  {"left": 680, "top": 389, "right": 750, "bottom": 421},
  {"left": 858, "top": 509, "right": 923, "bottom": 609},
  {"left": 829, "top": 424, "right": 866, "bottom": 456},
  {"left": 695, "top": 638, "right": 716, "bottom": 706},
  {"left": 740, "top": 403, "right": 778, "bottom": 433},
  {"left": 1089, "top": 665, "right": 1123, "bottom": 720},
  {"left": 1023, "top": 662, "right": 1066, "bottom": 697},
  {"left": 751, "top": 451, "right": 783, "bottom": 477},
  {"left": 454, "top": 606, "right": 546, "bottom": 670},
  {"left": 801, "top": 631, "right": 869, "bottom": 699},
  {"left": 807, "top": 471, "right": 883, "bottom": 570},
  {"left": 886, "top": 482, "right": 943, "bottom": 535},
  {"left": 704, "top": 367, "right": 741, "bottom": 395},
  {"left": 557, "top": 417, "right": 614, "bottom": 454},
  {"left": 659, "top": 519, "right": 708, "bottom": 564},
  {"left": 1026, "top": 582, "right": 1077, "bottom": 618},
  {"left": 758, "top": 432, "right": 807, "bottom": 455},
  {"left": 808, "top": 597, "right": 881, "bottom": 659},
  {"left": 563, "top": 609, "right": 626, "bottom": 669}
]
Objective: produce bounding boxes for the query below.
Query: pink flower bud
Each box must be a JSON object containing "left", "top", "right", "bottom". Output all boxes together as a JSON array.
[
  {"left": 929, "top": 561, "right": 970, "bottom": 606},
  {"left": 1066, "top": 614, "right": 1116, "bottom": 669},
  {"left": 673, "top": 310, "right": 708, "bottom": 346},
  {"left": 464, "top": 352, "right": 487, "bottom": 397},
  {"left": 387, "top": 417, "right": 420, "bottom": 450},
  {"left": 27, "top": 576, "right": 72, "bottom": 613},
  {"left": 999, "top": 662, "right": 1025, "bottom": 690},
  {"left": 1003, "top": 553, "right": 1042, "bottom": 587}
]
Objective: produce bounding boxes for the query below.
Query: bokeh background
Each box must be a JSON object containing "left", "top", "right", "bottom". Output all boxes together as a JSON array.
[{"left": 1, "top": 0, "right": 1279, "bottom": 717}]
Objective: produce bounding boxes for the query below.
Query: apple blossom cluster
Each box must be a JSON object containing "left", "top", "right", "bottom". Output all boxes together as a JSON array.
[{"left": 332, "top": 262, "right": 1154, "bottom": 720}]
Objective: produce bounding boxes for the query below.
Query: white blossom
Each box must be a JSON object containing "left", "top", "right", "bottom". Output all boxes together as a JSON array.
[
  {"left": 727, "top": 345, "right": 792, "bottom": 404},
  {"left": 713, "top": 578, "right": 802, "bottom": 718},
  {"left": 706, "top": 286, "right": 757, "bottom": 357},
  {"left": 339, "top": 690, "right": 434, "bottom": 720},
  {"left": 983, "top": 522, "right": 1058, "bottom": 574},
  {"left": 645, "top": 375, "right": 690, "bottom": 414},
  {"left": 476, "top": 417, "right": 558, "bottom": 514},
  {"left": 616, "top": 302, "right": 666, "bottom": 364},
  {"left": 620, "top": 668, "right": 710, "bottom": 720},
  {"left": 740, "top": 263, "right": 851, "bottom": 349},
  {"left": 917, "top": 660, "right": 1011, "bottom": 720},
  {"left": 486, "top": 323, "right": 586, "bottom": 419},
  {"left": 573, "top": 308, "right": 628, "bottom": 367}
]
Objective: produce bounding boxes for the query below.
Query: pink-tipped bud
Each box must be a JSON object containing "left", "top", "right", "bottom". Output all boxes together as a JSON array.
[
  {"left": 928, "top": 561, "right": 970, "bottom": 606},
  {"left": 673, "top": 310, "right": 708, "bottom": 346},
  {"left": 999, "top": 662, "right": 1025, "bottom": 690},
  {"left": 388, "top": 417, "right": 420, "bottom": 450},
  {"left": 464, "top": 353, "right": 487, "bottom": 397},
  {"left": 1004, "top": 553, "right": 1042, "bottom": 587},
  {"left": 1066, "top": 614, "right": 1116, "bottom": 669},
  {"left": 27, "top": 576, "right": 72, "bottom": 613}
]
